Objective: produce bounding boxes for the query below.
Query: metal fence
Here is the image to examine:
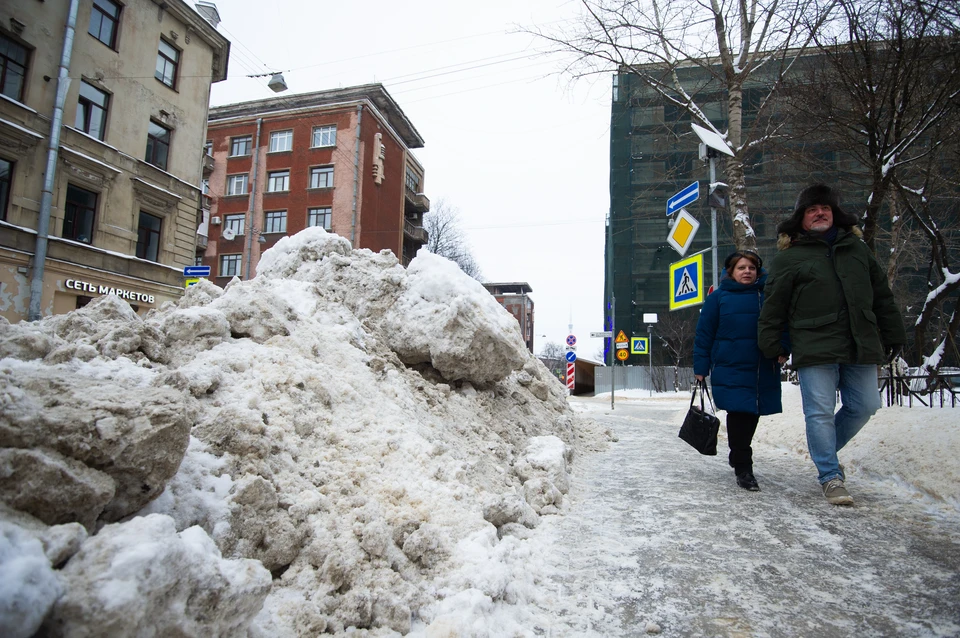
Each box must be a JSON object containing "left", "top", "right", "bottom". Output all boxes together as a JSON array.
[
  {"left": 594, "top": 365, "right": 697, "bottom": 393},
  {"left": 879, "top": 371, "right": 959, "bottom": 408}
]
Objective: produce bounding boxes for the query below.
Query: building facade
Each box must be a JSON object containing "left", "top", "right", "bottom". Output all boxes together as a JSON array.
[
  {"left": 200, "top": 84, "right": 429, "bottom": 283},
  {"left": 0, "top": 0, "right": 229, "bottom": 322},
  {"left": 482, "top": 282, "right": 534, "bottom": 352}
]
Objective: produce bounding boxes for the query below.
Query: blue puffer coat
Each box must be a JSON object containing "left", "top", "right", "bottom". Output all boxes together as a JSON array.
[{"left": 693, "top": 272, "right": 783, "bottom": 415}]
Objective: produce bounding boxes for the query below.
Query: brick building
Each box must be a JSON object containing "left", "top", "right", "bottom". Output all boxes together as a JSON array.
[
  {"left": 200, "top": 84, "right": 429, "bottom": 282},
  {"left": 482, "top": 282, "right": 534, "bottom": 352},
  {"left": 0, "top": 0, "right": 229, "bottom": 322}
]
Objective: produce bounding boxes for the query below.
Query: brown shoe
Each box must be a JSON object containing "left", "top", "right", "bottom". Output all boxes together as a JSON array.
[{"left": 822, "top": 478, "right": 854, "bottom": 505}]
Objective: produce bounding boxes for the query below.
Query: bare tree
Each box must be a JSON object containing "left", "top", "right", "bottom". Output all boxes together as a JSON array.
[
  {"left": 538, "top": 342, "right": 568, "bottom": 381},
  {"left": 424, "top": 199, "right": 483, "bottom": 280},
  {"left": 653, "top": 307, "right": 700, "bottom": 390},
  {"left": 779, "top": 0, "right": 960, "bottom": 252},
  {"left": 529, "top": 0, "right": 834, "bottom": 250}
]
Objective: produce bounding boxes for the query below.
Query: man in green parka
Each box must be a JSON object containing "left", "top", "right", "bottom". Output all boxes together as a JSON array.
[{"left": 758, "top": 184, "right": 905, "bottom": 506}]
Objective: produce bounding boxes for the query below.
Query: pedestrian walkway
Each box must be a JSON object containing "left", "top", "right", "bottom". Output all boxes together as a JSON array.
[{"left": 531, "top": 396, "right": 960, "bottom": 637}]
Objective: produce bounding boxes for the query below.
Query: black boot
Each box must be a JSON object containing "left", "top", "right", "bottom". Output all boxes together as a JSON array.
[{"left": 736, "top": 471, "right": 760, "bottom": 491}]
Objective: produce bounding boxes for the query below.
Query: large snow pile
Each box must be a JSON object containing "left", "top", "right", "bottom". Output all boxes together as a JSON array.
[{"left": 0, "top": 228, "right": 608, "bottom": 637}]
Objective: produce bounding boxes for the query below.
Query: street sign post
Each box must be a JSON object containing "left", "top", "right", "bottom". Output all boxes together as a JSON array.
[
  {"left": 669, "top": 253, "right": 706, "bottom": 311},
  {"left": 184, "top": 278, "right": 200, "bottom": 288},
  {"left": 566, "top": 334, "right": 577, "bottom": 347},
  {"left": 630, "top": 337, "right": 650, "bottom": 355},
  {"left": 616, "top": 349, "right": 628, "bottom": 361},
  {"left": 666, "top": 181, "right": 700, "bottom": 216},
  {"left": 565, "top": 351, "right": 577, "bottom": 363},
  {"left": 590, "top": 331, "right": 613, "bottom": 338},
  {"left": 183, "top": 265, "right": 211, "bottom": 277},
  {"left": 666, "top": 208, "right": 700, "bottom": 256}
]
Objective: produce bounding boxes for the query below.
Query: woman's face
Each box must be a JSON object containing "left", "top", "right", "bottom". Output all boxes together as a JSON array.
[{"left": 733, "top": 257, "right": 757, "bottom": 284}]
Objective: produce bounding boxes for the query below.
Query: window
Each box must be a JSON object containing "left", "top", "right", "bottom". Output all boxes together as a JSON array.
[
  {"left": 310, "top": 166, "right": 333, "bottom": 189},
  {"left": 230, "top": 136, "right": 252, "bottom": 157},
  {"left": 63, "top": 184, "right": 97, "bottom": 243},
  {"left": 312, "top": 125, "right": 336, "bottom": 148},
  {"left": 267, "top": 170, "right": 289, "bottom": 192},
  {"left": 220, "top": 254, "right": 241, "bottom": 277},
  {"left": 223, "top": 214, "right": 245, "bottom": 235},
  {"left": 0, "top": 158, "right": 11, "bottom": 221},
  {"left": 226, "top": 174, "right": 248, "bottom": 196},
  {"left": 88, "top": 0, "right": 121, "bottom": 49},
  {"left": 204, "top": 140, "right": 213, "bottom": 156},
  {"left": 155, "top": 38, "right": 179, "bottom": 89},
  {"left": 264, "top": 210, "right": 287, "bottom": 234},
  {"left": 405, "top": 166, "right": 420, "bottom": 193},
  {"left": 307, "top": 207, "right": 331, "bottom": 230},
  {"left": 269, "top": 130, "right": 293, "bottom": 153},
  {"left": 136, "top": 211, "right": 162, "bottom": 261},
  {"left": 195, "top": 255, "right": 204, "bottom": 267},
  {"left": 0, "top": 34, "right": 28, "bottom": 102},
  {"left": 201, "top": 178, "right": 209, "bottom": 195},
  {"left": 75, "top": 80, "right": 109, "bottom": 140},
  {"left": 145, "top": 120, "right": 171, "bottom": 170}
]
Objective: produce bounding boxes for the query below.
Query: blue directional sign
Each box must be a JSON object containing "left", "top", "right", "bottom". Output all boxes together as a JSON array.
[
  {"left": 183, "top": 265, "right": 211, "bottom": 277},
  {"left": 666, "top": 181, "right": 700, "bottom": 216},
  {"left": 565, "top": 351, "right": 577, "bottom": 363}
]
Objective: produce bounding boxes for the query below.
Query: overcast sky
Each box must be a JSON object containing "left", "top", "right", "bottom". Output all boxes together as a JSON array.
[{"left": 206, "top": 0, "right": 611, "bottom": 360}]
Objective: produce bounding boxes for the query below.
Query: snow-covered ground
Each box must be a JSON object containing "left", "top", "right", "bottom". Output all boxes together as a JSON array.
[
  {"left": 588, "top": 384, "right": 960, "bottom": 509},
  {"left": 533, "top": 393, "right": 960, "bottom": 636},
  {"left": 1, "top": 227, "right": 957, "bottom": 637}
]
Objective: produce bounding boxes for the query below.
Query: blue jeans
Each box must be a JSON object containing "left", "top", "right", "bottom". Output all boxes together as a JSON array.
[{"left": 797, "top": 364, "right": 882, "bottom": 484}]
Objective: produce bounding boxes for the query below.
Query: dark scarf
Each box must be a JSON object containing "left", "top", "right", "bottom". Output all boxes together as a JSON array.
[{"left": 805, "top": 225, "right": 839, "bottom": 245}]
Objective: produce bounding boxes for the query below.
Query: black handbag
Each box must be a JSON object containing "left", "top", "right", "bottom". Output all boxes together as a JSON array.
[{"left": 678, "top": 380, "right": 721, "bottom": 455}]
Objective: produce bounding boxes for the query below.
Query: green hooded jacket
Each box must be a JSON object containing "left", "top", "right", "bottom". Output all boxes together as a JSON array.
[{"left": 757, "top": 228, "right": 906, "bottom": 367}]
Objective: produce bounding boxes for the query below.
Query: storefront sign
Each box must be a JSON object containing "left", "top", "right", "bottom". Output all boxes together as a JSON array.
[{"left": 65, "top": 279, "right": 155, "bottom": 304}]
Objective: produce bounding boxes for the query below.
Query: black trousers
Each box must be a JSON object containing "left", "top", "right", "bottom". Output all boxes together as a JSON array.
[{"left": 726, "top": 411, "right": 760, "bottom": 474}]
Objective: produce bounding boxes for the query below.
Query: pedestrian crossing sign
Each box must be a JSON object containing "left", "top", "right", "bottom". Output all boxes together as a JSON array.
[
  {"left": 669, "top": 253, "right": 705, "bottom": 310},
  {"left": 631, "top": 337, "right": 650, "bottom": 355}
]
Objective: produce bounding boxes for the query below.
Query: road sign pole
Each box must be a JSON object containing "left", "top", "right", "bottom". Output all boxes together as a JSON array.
[
  {"left": 710, "top": 154, "right": 719, "bottom": 291},
  {"left": 610, "top": 295, "right": 615, "bottom": 410},
  {"left": 648, "top": 324, "right": 653, "bottom": 398}
]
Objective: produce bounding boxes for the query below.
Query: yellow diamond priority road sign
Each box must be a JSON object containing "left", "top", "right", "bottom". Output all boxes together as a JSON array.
[{"left": 666, "top": 208, "right": 700, "bottom": 256}]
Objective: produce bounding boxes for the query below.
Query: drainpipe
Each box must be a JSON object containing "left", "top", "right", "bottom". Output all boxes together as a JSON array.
[
  {"left": 29, "top": 0, "right": 80, "bottom": 321},
  {"left": 243, "top": 117, "right": 262, "bottom": 280},
  {"left": 351, "top": 104, "right": 362, "bottom": 245}
]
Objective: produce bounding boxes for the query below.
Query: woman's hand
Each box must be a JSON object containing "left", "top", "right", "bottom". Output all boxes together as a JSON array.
[{"left": 695, "top": 374, "right": 704, "bottom": 381}]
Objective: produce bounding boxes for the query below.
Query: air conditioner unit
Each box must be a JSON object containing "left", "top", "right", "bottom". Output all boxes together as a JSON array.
[{"left": 211, "top": 216, "right": 221, "bottom": 225}]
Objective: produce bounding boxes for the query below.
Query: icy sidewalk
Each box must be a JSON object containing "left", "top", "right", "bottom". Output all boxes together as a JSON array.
[{"left": 529, "top": 395, "right": 960, "bottom": 637}]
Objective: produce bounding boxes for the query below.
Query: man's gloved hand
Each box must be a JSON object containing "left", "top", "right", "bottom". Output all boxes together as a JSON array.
[{"left": 886, "top": 344, "right": 904, "bottom": 363}]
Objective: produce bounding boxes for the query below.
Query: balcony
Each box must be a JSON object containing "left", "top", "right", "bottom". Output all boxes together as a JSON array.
[
  {"left": 404, "top": 188, "right": 430, "bottom": 214},
  {"left": 202, "top": 152, "right": 215, "bottom": 176},
  {"left": 403, "top": 218, "right": 428, "bottom": 244}
]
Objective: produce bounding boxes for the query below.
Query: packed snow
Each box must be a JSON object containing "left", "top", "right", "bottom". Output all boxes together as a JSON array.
[
  {"left": 591, "top": 384, "right": 960, "bottom": 509},
  {"left": 0, "top": 228, "right": 610, "bottom": 636}
]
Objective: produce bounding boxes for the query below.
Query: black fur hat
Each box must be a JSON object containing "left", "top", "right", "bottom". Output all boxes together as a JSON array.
[{"left": 776, "top": 184, "right": 859, "bottom": 237}]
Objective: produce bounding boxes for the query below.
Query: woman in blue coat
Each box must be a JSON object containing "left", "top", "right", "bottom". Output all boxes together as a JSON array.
[{"left": 694, "top": 251, "right": 784, "bottom": 491}]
